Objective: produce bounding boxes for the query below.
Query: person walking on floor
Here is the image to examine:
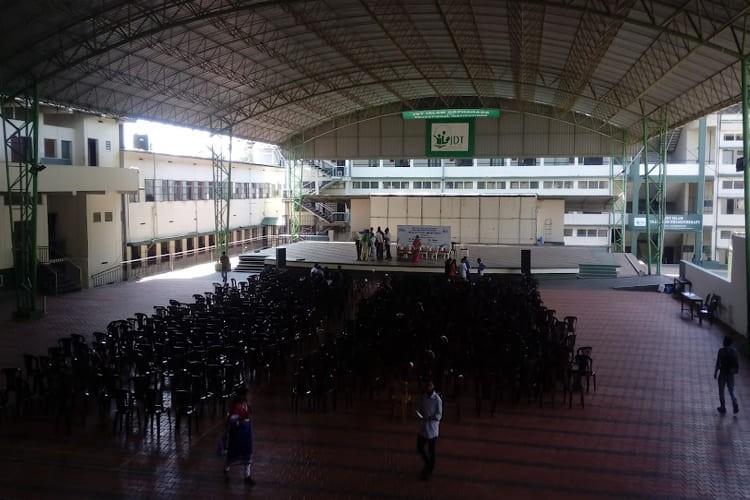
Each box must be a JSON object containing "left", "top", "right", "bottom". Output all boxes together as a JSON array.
[
  {"left": 223, "top": 387, "right": 256, "bottom": 485},
  {"left": 220, "top": 252, "right": 230, "bottom": 283},
  {"left": 715, "top": 335, "right": 740, "bottom": 414},
  {"left": 375, "top": 226, "right": 384, "bottom": 261},
  {"left": 416, "top": 380, "right": 442, "bottom": 480}
]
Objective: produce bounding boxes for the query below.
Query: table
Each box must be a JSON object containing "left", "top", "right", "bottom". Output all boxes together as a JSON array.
[{"left": 680, "top": 291, "right": 703, "bottom": 319}]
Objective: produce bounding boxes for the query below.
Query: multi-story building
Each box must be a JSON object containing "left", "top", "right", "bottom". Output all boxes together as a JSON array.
[
  {"left": 1, "top": 107, "right": 285, "bottom": 291},
  {"left": 303, "top": 110, "right": 746, "bottom": 267}
]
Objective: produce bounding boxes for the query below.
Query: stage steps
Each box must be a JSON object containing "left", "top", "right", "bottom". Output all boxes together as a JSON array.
[
  {"left": 235, "top": 254, "right": 268, "bottom": 274},
  {"left": 577, "top": 263, "right": 619, "bottom": 279}
]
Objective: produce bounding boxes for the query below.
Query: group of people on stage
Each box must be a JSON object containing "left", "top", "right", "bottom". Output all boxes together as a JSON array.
[
  {"left": 444, "top": 256, "right": 485, "bottom": 281},
  {"left": 352, "top": 226, "right": 392, "bottom": 261}
]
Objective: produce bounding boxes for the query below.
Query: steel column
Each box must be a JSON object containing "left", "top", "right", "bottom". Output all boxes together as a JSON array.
[
  {"left": 2, "top": 85, "right": 42, "bottom": 319},
  {"left": 742, "top": 56, "right": 750, "bottom": 338},
  {"left": 211, "top": 129, "right": 232, "bottom": 260},
  {"left": 695, "top": 117, "right": 706, "bottom": 263}
]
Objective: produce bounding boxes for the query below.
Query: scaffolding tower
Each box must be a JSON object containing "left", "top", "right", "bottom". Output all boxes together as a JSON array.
[
  {"left": 2, "top": 85, "right": 43, "bottom": 318},
  {"left": 211, "top": 138, "right": 232, "bottom": 261}
]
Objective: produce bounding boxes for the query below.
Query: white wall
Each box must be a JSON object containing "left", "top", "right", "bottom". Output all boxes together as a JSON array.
[
  {"left": 684, "top": 233, "right": 747, "bottom": 336},
  {"left": 366, "top": 195, "right": 536, "bottom": 244},
  {"left": 536, "top": 199, "right": 564, "bottom": 243},
  {"left": 87, "top": 193, "right": 124, "bottom": 277}
]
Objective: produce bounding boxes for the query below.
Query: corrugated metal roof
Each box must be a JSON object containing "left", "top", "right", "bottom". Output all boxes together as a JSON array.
[{"left": 1, "top": 1, "right": 749, "bottom": 148}]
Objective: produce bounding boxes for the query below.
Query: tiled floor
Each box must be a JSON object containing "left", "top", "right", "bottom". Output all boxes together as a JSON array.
[{"left": 0, "top": 259, "right": 747, "bottom": 499}]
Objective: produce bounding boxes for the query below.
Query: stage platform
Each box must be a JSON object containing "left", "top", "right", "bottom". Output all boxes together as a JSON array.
[{"left": 248, "top": 240, "right": 642, "bottom": 277}]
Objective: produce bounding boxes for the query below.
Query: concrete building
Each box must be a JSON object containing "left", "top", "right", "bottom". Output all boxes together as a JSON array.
[{"left": 301, "top": 111, "right": 745, "bottom": 267}]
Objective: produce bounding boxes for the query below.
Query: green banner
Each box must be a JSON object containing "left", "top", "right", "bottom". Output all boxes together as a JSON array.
[
  {"left": 403, "top": 108, "right": 500, "bottom": 120},
  {"left": 630, "top": 214, "right": 702, "bottom": 231},
  {"left": 426, "top": 118, "right": 475, "bottom": 158}
]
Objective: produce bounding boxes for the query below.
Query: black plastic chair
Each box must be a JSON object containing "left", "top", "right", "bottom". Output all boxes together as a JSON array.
[{"left": 698, "top": 294, "right": 720, "bottom": 326}]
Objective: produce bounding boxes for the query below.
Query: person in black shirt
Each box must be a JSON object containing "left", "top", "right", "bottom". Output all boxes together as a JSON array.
[{"left": 714, "top": 335, "right": 739, "bottom": 414}]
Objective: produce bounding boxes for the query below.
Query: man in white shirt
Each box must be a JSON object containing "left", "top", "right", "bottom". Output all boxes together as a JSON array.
[{"left": 416, "top": 380, "right": 442, "bottom": 480}]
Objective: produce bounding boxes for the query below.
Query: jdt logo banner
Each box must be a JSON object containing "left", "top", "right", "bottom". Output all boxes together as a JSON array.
[{"left": 426, "top": 119, "right": 474, "bottom": 157}]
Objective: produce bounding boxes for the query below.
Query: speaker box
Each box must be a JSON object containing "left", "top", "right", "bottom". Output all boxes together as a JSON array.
[{"left": 521, "top": 249, "right": 531, "bottom": 275}]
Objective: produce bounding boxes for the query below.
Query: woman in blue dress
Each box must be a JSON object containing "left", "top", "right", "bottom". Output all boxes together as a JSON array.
[{"left": 223, "top": 387, "right": 255, "bottom": 485}]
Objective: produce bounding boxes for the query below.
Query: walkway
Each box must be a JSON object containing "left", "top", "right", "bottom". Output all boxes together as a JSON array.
[{"left": 0, "top": 263, "right": 746, "bottom": 499}]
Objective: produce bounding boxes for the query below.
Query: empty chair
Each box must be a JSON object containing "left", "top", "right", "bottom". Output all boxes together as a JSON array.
[
  {"left": 563, "top": 316, "right": 577, "bottom": 335},
  {"left": 172, "top": 389, "right": 196, "bottom": 437},
  {"left": 698, "top": 294, "right": 720, "bottom": 326},
  {"left": 143, "top": 388, "right": 171, "bottom": 436},
  {"left": 575, "top": 346, "right": 596, "bottom": 393}
]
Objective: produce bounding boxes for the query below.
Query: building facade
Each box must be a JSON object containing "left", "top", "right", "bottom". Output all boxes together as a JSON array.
[{"left": 304, "top": 111, "right": 744, "bottom": 266}]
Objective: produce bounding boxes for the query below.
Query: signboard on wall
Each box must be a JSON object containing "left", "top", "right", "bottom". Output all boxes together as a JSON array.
[
  {"left": 396, "top": 225, "right": 451, "bottom": 249},
  {"left": 402, "top": 108, "right": 500, "bottom": 120},
  {"left": 425, "top": 118, "right": 474, "bottom": 157},
  {"left": 630, "top": 214, "right": 702, "bottom": 231}
]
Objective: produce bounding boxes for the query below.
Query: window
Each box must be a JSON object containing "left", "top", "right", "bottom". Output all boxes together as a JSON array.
[
  {"left": 393, "top": 159, "right": 410, "bottom": 167},
  {"left": 352, "top": 181, "right": 379, "bottom": 189},
  {"left": 455, "top": 158, "right": 473, "bottom": 167},
  {"left": 489, "top": 158, "right": 504, "bottom": 166},
  {"left": 44, "top": 139, "right": 56, "bottom": 158},
  {"left": 173, "top": 181, "right": 183, "bottom": 201},
  {"left": 128, "top": 191, "right": 140, "bottom": 203},
  {"left": 368, "top": 160, "right": 380, "bottom": 167},
  {"left": 61, "top": 140, "right": 72, "bottom": 161},
  {"left": 722, "top": 179, "right": 744, "bottom": 189},
  {"left": 144, "top": 179, "right": 155, "bottom": 202},
  {"left": 582, "top": 157, "right": 603, "bottom": 165},
  {"left": 597, "top": 229, "right": 608, "bottom": 237},
  {"left": 105, "top": 140, "right": 112, "bottom": 151},
  {"left": 704, "top": 199, "right": 713, "bottom": 214},
  {"left": 445, "top": 181, "right": 472, "bottom": 189},
  {"left": 9, "top": 135, "right": 31, "bottom": 163},
  {"left": 104, "top": 211, "right": 113, "bottom": 222},
  {"left": 413, "top": 181, "right": 440, "bottom": 189},
  {"left": 382, "top": 181, "right": 409, "bottom": 189},
  {"left": 563, "top": 228, "right": 573, "bottom": 236},
  {"left": 724, "top": 133, "right": 742, "bottom": 141},
  {"left": 166, "top": 180, "right": 175, "bottom": 201},
  {"left": 545, "top": 157, "right": 574, "bottom": 166},
  {"left": 579, "top": 180, "right": 608, "bottom": 189},
  {"left": 427, "top": 159, "right": 441, "bottom": 167},
  {"left": 726, "top": 198, "right": 745, "bottom": 214},
  {"left": 720, "top": 230, "right": 732, "bottom": 239},
  {"left": 477, "top": 181, "right": 497, "bottom": 189},
  {"left": 93, "top": 212, "right": 102, "bottom": 223}
]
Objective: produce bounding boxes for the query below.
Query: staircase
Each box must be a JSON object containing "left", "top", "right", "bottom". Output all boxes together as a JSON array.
[
  {"left": 234, "top": 253, "right": 269, "bottom": 274},
  {"left": 302, "top": 201, "right": 347, "bottom": 227},
  {"left": 38, "top": 261, "right": 82, "bottom": 294},
  {"left": 577, "top": 263, "right": 619, "bottom": 279}
]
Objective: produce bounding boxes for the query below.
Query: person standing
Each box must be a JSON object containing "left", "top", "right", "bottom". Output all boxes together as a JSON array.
[
  {"left": 351, "top": 231, "right": 361, "bottom": 261},
  {"left": 375, "top": 226, "right": 384, "bottom": 261},
  {"left": 360, "top": 229, "right": 371, "bottom": 261},
  {"left": 477, "top": 258, "right": 486, "bottom": 278},
  {"left": 224, "top": 387, "right": 256, "bottom": 484},
  {"left": 412, "top": 235, "right": 422, "bottom": 263},
  {"left": 384, "top": 227, "right": 392, "bottom": 260},
  {"left": 715, "top": 335, "right": 740, "bottom": 414},
  {"left": 416, "top": 380, "right": 442, "bottom": 480},
  {"left": 463, "top": 256, "right": 471, "bottom": 281},
  {"left": 220, "top": 252, "right": 230, "bottom": 283}
]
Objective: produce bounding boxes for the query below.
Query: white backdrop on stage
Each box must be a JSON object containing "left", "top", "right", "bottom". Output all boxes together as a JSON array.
[{"left": 396, "top": 225, "right": 451, "bottom": 249}]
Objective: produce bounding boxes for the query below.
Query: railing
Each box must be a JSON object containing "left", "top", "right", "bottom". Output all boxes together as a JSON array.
[
  {"left": 36, "top": 258, "right": 82, "bottom": 294},
  {"left": 90, "top": 234, "right": 296, "bottom": 286},
  {"left": 90, "top": 264, "right": 124, "bottom": 288}
]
